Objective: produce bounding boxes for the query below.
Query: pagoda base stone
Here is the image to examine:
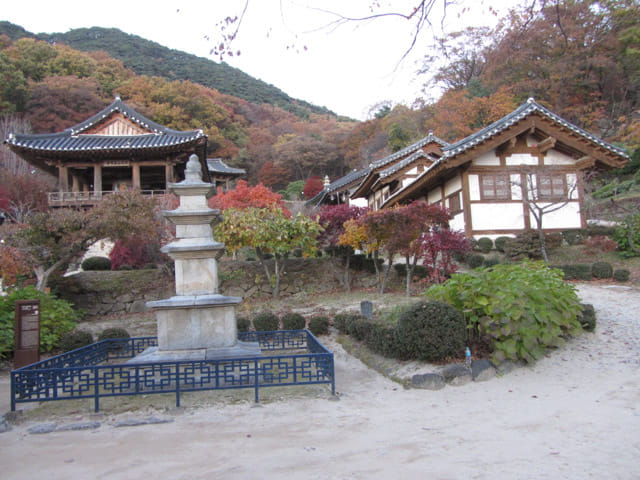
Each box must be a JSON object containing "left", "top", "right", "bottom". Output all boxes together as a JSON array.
[{"left": 126, "top": 341, "right": 262, "bottom": 364}]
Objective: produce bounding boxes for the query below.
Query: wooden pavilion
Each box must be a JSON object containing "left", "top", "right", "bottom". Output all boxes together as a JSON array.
[{"left": 4, "top": 96, "right": 209, "bottom": 207}]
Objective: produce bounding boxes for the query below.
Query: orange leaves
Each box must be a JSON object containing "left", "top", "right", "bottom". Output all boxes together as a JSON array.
[{"left": 208, "top": 180, "right": 289, "bottom": 215}]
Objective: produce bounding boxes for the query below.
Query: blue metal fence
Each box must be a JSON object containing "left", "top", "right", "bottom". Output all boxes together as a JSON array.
[{"left": 11, "top": 330, "right": 335, "bottom": 412}]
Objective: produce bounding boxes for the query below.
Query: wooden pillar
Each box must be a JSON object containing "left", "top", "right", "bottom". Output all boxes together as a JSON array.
[
  {"left": 132, "top": 162, "right": 141, "bottom": 189},
  {"left": 71, "top": 174, "right": 80, "bottom": 192},
  {"left": 93, "top": 165, "right": 102, "bottom": 194},
  {"left": 58, "top": 165, "right": 69, "bottom": 192},
  {"left": 165, "top": 163, "right": 174, "bottom": 188}
]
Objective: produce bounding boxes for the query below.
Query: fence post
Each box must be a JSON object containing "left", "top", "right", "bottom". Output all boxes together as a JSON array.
[
  {"left": 10, "top": 373, "right": 16, "bottom": 411},
  {"left": 175, "top": 363, "right": 181, "bottom": 408},
  {"left": 93, "top": 368, "right": 100, "bottom": 412},
  {"left": 254, "top": 358, "right": 259, "bottom": 403}
]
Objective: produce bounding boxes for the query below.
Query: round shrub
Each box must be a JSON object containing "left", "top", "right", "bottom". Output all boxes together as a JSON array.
[
  {"left": 545, "top": 232, "right": 563, "bottom": 249},
  {"left": 466, "top": 253, "right": 485, "bottom": 269},
  {"left": 253, "top": 311, "right": 279, "bottom": 331},
  {"left": 394, "top": 301, "right": 466, "bottom": 362},
  {"left": 494, "top": 236, "right": 511, "bottom": 253},
  {"left": 504, "top": 231, "right": 543, "bottom": 260},
  {"left": 237, "top": 316, "right": 251, "bottom": 333},
  {"left": 98, "top": 327, "right": 130, "bottom": 341},
  {"left": 591, "top": 262, "right": 613, "bottom": 279},
  {"left": 476, "top": 237, "right": 493, "bottom": 253},
  {"left": 81, "top": 256, "right": 111, "bottom": 271},
  {"left": 281, "top": 312, "right": 306, "bottom": 330},
  {"left": 578, "top": 303, "right": 596, "bottom": 332},
  {"left": 118, "top": 264, "right": 133, "bottom": 271},
  {"left": 558, "top": 263, "right": 593, "bottom": 281},
  {"left": 58, "top": 330, "right": 94, "bottom": 352},
  {"left": 613, "top": 269, "right": 630, "bottom": 282},
  {"left": 308, "top": 316, "right": 330, "bottom": 336},
  {"left": 483, "top": 257, "right": 500, "bottom": 268},
  {"left": 365, "top": 323, "right": 399, "bottom": 357}
]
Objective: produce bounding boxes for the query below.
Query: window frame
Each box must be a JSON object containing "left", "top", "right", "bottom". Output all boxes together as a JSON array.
[
  {"left": 536, "top": 173, "right": 568, "bottom": 201},
  {"left": 479, "top": 173, "right": 511, "bottom": 201}
]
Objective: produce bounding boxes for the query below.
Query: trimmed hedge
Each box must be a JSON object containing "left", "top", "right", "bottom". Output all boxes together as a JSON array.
[
  {"left": 81, "top": 256, "right": 112, "bottom": 271},
  {"left": 483, "top": 257, "right": 500, "bottom": 268},
  {"left": 591, "top": 262, "right": 613, "bottom": 279},
  {"left": 281, "top": 312, "right": 306, "bottom": 330},
  {"left": 308, "top": 316, "right": 330, "bottom": 336},
  {"left": 58, "top": 330, "right": 93, "bottom": 352},
  {"left": 476, "top": 237, "right": 493, "bottom": 253},
  {"left": 562, "top": 229, "right": 585, "bottom": 246},
  {"left": 394, "top": 301, "right": 466, "bottom": 362},
  {"left": 613, "top": 269, "right": 630, "bottom": 282},
  {"left": 494, "top": 236, "right": 511, "bottom": 252},
  {"left": 466, "top": 253, "right": 485, "bottom": 269},
  {"left": 253, "top": 311, "right": 279, "bottom": 331},
  {"left": 555, "top": 264, "right": 592, "bottom": 281},
  {"left": 237, "top": 316, "right": 251, "bottom": 333}
]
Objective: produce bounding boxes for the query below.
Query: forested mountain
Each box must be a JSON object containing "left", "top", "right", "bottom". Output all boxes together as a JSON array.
[
  {"left": 0, "top": 22, "right": 335, "bottom": 119},
  {"left": 1, "top": 0, "right": 638, "bottom": 196}
]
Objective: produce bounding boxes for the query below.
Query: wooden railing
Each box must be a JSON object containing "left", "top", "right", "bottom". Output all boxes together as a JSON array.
[{"left": 48, "top": 190, "right": 168, "bottom": 207}]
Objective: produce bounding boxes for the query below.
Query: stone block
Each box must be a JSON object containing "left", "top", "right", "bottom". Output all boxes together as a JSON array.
[
  {"left": 441, "top": 364, "right": 472, "bottom": 386},
  {"left": 411, "top": 373, "right": 446, "bottom": 390},
  {"left": 471, "top": 359, "right": 496, "bottom": 382}
]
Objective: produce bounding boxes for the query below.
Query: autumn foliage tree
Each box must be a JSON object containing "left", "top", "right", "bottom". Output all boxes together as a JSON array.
[
  {"left": 215, "top": 207, "right": 322, "bottom": 298},
  {"left": 10, "top": 190, "right": 162, "bottom": 291},
  {"left": 317, "top": 204, "right": 368, "bottom": 291},
  {"left": 208, "top": 180, "right": 288, "bottom": 213},
  {"left": 302, "top": 176, "right": 324, "bottom": 200}
]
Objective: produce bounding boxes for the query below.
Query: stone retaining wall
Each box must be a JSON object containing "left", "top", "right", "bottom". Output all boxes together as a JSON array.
[{"left": 54, "top": 258, "right": 400, "bottom": 317}]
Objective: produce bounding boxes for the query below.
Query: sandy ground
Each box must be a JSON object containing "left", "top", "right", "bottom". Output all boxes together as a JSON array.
[{"left": 0, "top": 283, "right": 638, "bottom": 480}]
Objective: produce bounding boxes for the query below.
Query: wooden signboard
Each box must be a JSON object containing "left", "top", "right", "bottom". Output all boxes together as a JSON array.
[{"left": 14, "top": 300, "right": 40, "bottom": 369}]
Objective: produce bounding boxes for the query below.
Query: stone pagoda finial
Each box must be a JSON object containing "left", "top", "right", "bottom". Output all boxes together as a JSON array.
[{"left": 185, "top": 154, "right": 203, "bottom": 183}]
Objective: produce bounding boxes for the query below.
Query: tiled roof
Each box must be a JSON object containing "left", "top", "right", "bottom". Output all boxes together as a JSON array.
[
  {"left": 441, "top": 98, "right": 628, "bottom": 159},
  {"left": 378, "top": 151, "right": 435, "bottom": 179},
  {"left": 372, "top": 132, "right": 449, "bottom": 169},
  {"left": 207, "top": 158, "right": 246, "bottom": 175},
  {"left": 4, "top": 96, "right": 205, "bottom": 153},
  {"left": 306, "top": 167, "right": 371, "bottom": 206}
]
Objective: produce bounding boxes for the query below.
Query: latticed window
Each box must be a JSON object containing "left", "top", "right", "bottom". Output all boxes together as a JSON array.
[
  {"left": 537, "top": 174, "right": 567, "bottom": 200},
  {"left": 447, "top": 191, "right": 462, "bottom": 214},
  {"left": 480, "top": 174, "right": 510, "bottom": 200}
]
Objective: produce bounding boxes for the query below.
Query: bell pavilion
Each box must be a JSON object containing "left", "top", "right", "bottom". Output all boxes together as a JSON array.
[{"left": 4, "top": 96, "right": 223, "bottom": 207}]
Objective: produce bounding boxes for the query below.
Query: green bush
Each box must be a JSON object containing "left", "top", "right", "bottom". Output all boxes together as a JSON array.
[
  {"left": 118, "top": 264, "right": 133, "bottom": 271},
  {"left": 494, "top": 236, "right": 511, "bottom": 252},
  {"left": 81, "top": 256, "right": 112, "bottom": 271},
  {"left": 476, "top": 237, "right": 493, "bottom": 253},
  {"left": 143, "top": 263, "right": 158, "bottom": 270},
  {"left": 394, "top": 301, "right": 466, "bottom": 362},
  {"left": 591, "top": 262, "right": 613, "bottom": 279},
  {"left": 504, "top": 230, "right": 543, "bottom": 260},
  {"left": 562, "top": 229, "right": 585, "bottom": 246},
  {"left": 308, "top": 316, "right": 330, "bottom": 336},
  {"left": 333, "top": 312, "right": 368, "bottom": 339},
  {"left": 586, "top": 224, "right": 617, "bottom": 238},
  {"left": 578, "top": 304, "right": 596, "bottom": 332},
  {"left": 613, "top": 269, "right": 630, "bottom": 282},
  {"left": 557, "top": 264, "right": 593, "bottom": 281},
  {"left": 613, "top": 214, "right": 640, "bottom": 257},
  {"left": 281, "top": 312, "right": 306, "bottom": 330},
  {"left": 393, "top": 263, "right": 407, "bottom": 277},
  {"left": 58, "top": 330, "right": 94, "bottom": 352},
  {"left": 237, "top": 316, "right": 251, "bottom": 333},
  {"left": 98, "top": 327, "right": 130, "bottom": 341},
  {"left": 465, "top": 253, "right": 485, "bottom": 269},
  {"left": 427, "top": 263, "right": 583, "bottom": 364},
  {"left": 0, "top": 286, "right": 79, "bottom": 358},
  {"left": 252, "top": 311, "right": 279, "bottom": 331},
  {"left": 365, "top": 323, "right": 399, "bottom": 357},
  {"left": 483, "top": 257, "right": 500, "bottom": 268}
]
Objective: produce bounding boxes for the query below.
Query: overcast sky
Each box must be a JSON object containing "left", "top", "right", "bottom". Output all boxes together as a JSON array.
[{"left": 3, "top": 0, "right": 516, "bottom": 120}]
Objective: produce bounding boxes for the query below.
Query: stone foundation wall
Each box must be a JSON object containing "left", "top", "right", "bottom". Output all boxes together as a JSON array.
[{"left": 54, "top": 258, "right": 401, "bottom": 317}]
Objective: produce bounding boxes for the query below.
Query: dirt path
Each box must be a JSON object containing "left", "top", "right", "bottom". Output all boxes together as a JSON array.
[{"left": 0, "top": 284, "right": 638, "bottom": 479}]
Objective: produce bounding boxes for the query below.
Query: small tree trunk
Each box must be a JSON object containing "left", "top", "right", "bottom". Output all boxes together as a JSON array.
[
  {"left": 343, "top": 254, "right": 351, "bottom": 292},
  {"left": 404, "top": 255, "right": 414, "bottom": 297}
]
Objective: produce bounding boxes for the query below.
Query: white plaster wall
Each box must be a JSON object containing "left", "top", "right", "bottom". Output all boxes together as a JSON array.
[
  {"left": 402, "top": 177, "right": 414, "bottom": 188},
  {"left": 506, "top": 153, "right": 538, "bottom": 166},
  {"left": 450, "top": 212, "right": 465, "bottom": 231},
  {"left": 427, "top": 188, "right": 442, "bottom": 204},
  {"left": 349, "top": 197, "right": 368, "bottom": 208},
  {"left": 471, "top": 203, "right": 525, "bottom": 230},
  {"left": 567, "top": 173, "right": 579, "bottom": 199},
  {"left": 531, "top": 201, "right": 582, "bottom": 229},
  {"left": 444, "top": 175, "right": 462, "bottom": 196},
  {"left": 544, "top": 149, "right": 575, "bottom": 165},
  {"left": 469, "top": 175, "right": 480, "bottom": 201},
  {"left": 473, "top": 151, "right": 500, "bottom": 166}
]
